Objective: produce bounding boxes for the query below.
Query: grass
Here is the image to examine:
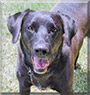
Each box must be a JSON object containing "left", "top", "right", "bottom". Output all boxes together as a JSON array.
[{"left": 1, "top": 2, "right": 88, "bottom": 93}]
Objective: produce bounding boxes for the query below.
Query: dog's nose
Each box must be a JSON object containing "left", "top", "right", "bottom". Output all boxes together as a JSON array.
[{"left": 34, "top": 48, "right": 49, "bottom": 57}]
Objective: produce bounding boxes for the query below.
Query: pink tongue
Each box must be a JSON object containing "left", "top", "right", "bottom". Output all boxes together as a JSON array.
[{"left": 33, "top": 57, "right": 49, "bottom": 69}]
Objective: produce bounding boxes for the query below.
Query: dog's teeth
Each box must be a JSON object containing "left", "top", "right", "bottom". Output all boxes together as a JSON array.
[{"left": 34, "top": 68, "right": 47, "bottom": 74}]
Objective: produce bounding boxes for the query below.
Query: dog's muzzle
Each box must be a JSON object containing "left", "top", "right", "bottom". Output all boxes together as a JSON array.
[{"left": 31, "top": 56, "right": 50, "bottom": 74}]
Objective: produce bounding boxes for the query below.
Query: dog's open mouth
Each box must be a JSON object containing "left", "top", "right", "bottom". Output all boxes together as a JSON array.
[{"left": 31, "top": 57, "right": 50, "bottom": 74}]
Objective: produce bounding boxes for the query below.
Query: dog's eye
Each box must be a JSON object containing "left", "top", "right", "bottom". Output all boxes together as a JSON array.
[
  {"left": 28, "top": 26, "right": 34, "bottom": 31},
  {"left": 51, "top": 28, "right": 57, "bottom": 33}
]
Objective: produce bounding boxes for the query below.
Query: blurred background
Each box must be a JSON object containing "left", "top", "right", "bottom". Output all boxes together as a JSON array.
[{"left": 1, "top": 2, "right": 88, "bottom": 93}]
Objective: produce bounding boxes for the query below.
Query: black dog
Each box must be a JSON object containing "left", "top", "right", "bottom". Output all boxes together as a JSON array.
[{"left": 7, "top": 1, "right": 89, "bottom": 95}]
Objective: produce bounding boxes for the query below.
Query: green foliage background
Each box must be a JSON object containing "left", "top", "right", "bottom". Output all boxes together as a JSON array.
[{"left": 1, "top": 2, "right": 88, "bottom": 93}]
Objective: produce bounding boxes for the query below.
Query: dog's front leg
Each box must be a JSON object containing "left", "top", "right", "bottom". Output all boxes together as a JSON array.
[{"left": 18, "top": 76, "right": 32, "bottom": 95}]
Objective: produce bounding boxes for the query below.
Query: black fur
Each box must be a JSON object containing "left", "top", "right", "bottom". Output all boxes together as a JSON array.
[{"left": 7, "top": 8, "right": 77, "bottom": 95}]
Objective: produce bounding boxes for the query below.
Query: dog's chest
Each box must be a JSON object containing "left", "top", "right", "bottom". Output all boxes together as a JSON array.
[{"left": 31, "top": 73, "right": 52, "bottom": 89}]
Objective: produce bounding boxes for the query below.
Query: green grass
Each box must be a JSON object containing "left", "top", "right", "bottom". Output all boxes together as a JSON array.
[{"left": 1, "top": 2, "right": 88, "bottom": 93}]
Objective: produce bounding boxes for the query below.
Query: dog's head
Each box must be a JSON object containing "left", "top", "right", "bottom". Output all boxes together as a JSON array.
[{"left": 7, "top": 9, "right": 76, "bottom": 75}]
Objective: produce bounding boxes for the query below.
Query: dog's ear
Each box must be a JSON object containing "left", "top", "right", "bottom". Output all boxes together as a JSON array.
[
  {"left": 51, "top": 13, "right": 77, "bottom": 46},
  {"left": 51, "top": 14, "right": 64, "bottom": 34},
  {"left": 61, "top": 14, "right": 77, "bottom": 46},
  {"left": 7, "top": 9, "right": 31, "bottom": 43}
]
